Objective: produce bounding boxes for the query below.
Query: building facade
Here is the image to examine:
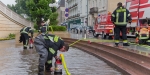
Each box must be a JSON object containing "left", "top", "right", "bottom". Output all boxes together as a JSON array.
[
  {"left": 66, "top": 0, "right": 87, "bottom": 29},
  {"left": 88, "top": 0, "right": 125, "bottom": 26},
  {"left": 57, "top": 0, "right": 65, "bottom": 25}
]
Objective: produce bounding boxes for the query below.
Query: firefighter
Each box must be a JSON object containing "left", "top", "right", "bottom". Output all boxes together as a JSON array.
[
  {"left": 143, "top": 17, "right": 150, "bottom": 26},
  {"left": 34, "top": 29, "right": 69, "bottom": 75},
  {"left": 19, "top": 26, "right": 34, "bottom": 49},
  {"left": 136, "top": 27, "right": 150, "bottom": 45},
  {"left": 111, "top": 2, "right": 132, "bottom": 46},
  {"left": 38, "top": 21, "right": 48, "bottom": 34}
]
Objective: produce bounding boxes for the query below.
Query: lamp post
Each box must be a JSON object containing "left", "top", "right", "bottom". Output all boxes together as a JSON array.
[{"left": 84, "top": 0, "right": 89, "bottom": 39}]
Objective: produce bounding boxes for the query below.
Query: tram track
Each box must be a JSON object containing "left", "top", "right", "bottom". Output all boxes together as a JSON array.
[{"left": 63, "top": 38, "right": 150, "bottom": 75}]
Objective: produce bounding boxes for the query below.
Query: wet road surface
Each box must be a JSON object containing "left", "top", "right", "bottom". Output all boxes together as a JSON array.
[{"left": 0, "top": 40, "right": 122, "bottom": 75}]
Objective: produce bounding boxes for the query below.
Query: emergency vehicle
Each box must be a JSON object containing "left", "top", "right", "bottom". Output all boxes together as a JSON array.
[
  {"left": 93, "top": 0, "right": 150, "bottom": 39},
  {"left": 93, "top": 12, "right": 114, "bottom": 39}
]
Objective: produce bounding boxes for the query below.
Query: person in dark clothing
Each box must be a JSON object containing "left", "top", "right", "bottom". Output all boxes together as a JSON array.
[
  {"left": 19, "top": 27, "right": 34, "bottom": 49},
  {"left": 38, "top": 21, "right": 48, "bottom": 34},
  {"left": 111, "top": 2, "right": 132, "bottom": 46},
  {"left": 34, "top": 29, "right": 69, "bottom": 75},
  {"left": 142, "top": 17, "right": 150, "bottom": 26}
]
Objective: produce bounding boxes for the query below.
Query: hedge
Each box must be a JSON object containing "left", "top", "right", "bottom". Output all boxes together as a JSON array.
[
  {"left": 49, "top": 26, "right": 66, "bottom": 31},
  {"left": 34, "top": 25, "right": 67, "bottom": 32}
]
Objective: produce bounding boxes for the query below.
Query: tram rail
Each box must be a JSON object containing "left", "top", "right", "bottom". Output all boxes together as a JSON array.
[{"left": 64, "top": 38, "right": 150, "bottom": 75}]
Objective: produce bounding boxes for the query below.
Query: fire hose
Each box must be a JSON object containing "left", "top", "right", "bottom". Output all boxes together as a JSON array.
[{"left": 60, "top": 54, "right": 71, "bottom": 75}]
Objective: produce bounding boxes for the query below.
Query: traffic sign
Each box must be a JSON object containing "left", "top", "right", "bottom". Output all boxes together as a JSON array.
[
  {"left": 65, "top": 13, "right": 69, "bottom": 17},
  {"left": 65, "top": 8, "right": 69, "bottom": 12}
]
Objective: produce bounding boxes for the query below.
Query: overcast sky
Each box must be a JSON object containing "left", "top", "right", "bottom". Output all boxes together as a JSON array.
[{"left": 0, "top": 0, "right": 59, "bottom": 5}]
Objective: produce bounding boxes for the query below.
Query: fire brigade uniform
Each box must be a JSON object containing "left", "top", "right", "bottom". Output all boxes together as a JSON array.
[
  {"left": 136, "top": 27, "right": 150, "bottom": 45},
  {"left": 19, "top": 27, "right": 33, "bottom": 49},
  {"left": 111, "top": 6, "right": 132, "bottom": 46},
  {"left": 39, "top": 24, "right": 48, "bottom": 33},
  {"left": 34, "top": 33, "right": 64, "bottom": 75}
]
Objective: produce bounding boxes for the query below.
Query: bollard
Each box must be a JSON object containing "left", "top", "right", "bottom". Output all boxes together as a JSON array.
[{"left": 54, "top": 58, "right": 62, "bottom": 75}]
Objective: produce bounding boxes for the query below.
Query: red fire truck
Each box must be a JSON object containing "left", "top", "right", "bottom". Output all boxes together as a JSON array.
[
  {"left": 93, "top": 12, "right": 114, "bottom": 39},
  {"left": 93, "top": 0, "right": 150, "bottom": 39}
]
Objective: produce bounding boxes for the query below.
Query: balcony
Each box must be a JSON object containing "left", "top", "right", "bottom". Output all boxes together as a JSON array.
[
  {"left": 89, "top": 7, "right": 98, "bottom": 15},
  {"left": 72, "top": 3, "right": 78, "bottom": 8},
  {"left": 69, "top": 3, "right": 78, "bottom": 10}
]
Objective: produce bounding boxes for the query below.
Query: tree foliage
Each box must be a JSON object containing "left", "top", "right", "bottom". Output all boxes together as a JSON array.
[
  {"left": 50, "top": 12, "right": 58, "bottom": 25},
  {"left": 7, "top": 0, "right": 59, "bottom": 29},
  {"left": 26, "top": 0, "right": 53, "bottom": 29}
]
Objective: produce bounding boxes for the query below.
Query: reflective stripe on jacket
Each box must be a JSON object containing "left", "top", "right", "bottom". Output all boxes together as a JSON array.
[
  {"left": 20, "top": 27, "right": 32, "bottom": 34},
  {"left": 139, "top": 28, "right": 149, "bottom": 39},
  {"left": 111, "top": 7, "right": 132, "bottom": 26},
  {"left": 39, "top": 25, "right": 48, "bottom": 33}
]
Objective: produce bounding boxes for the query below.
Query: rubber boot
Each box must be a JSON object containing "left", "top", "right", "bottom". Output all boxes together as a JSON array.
[{"left": 23, "top": 46, "right": 27, "bottom": 49}]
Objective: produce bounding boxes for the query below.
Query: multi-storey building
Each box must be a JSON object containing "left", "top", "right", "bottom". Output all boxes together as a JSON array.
[
  {"left": 57, "top": 0, "right": 65, "bottom": 25},
  {"left": 66, "top": 0, "right": 87, "bottom": 28},
  {"left": 88, "top": 0, "right": 125, "bottom": 26}
]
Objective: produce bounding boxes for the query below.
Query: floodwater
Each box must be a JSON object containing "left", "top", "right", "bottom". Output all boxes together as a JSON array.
[{"left": 0, "top": 40, "right": 122, "bottom": 75}]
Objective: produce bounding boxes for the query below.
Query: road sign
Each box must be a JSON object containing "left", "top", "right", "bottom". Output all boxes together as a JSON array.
[
  {"left": 65, "top": 8, "right": 69, "bottom": 12},
  {"left": 65, "top": 13, "right": 69, "bottom": 17}
]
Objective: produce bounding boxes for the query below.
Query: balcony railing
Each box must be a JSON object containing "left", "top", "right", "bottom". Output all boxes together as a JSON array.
[
  {"left": 68, "top": 3, "right": 78, "bottom": 10},
  {"left": 89, "top": 7, "right": 98, "bottom": 14}
]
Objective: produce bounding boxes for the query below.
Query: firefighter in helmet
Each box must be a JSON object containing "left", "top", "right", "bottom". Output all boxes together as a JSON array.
[
  {"left": 136, "top": 18, "right": 150, "bottom": 45},
  {"left": 38, "top": 21, "right": 48, "bottom": 34},
  {"left": 136, "top": 27, "right": 150, "bottom": 45},
  {"left": 34, "top": 29, "right": 69, "bottom": 75},
  {"left": 19, "top": 26, "right": 34, "bottom": 49},
  {"left": 111, "top": 2, "right": 132, "bottom": 46}
]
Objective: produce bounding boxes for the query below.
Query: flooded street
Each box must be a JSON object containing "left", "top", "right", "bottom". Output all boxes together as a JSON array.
[{"left": 0, "top": 39, "right": 122, "bottom": 75}]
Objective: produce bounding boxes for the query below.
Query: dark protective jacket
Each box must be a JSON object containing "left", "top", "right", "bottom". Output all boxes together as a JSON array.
[
  {"left": 111, "top": 6, "right": 132, "bottom": 26},
  {"left": 142, "top": 19, "right": 150, "bottom": 25},
  {"left": 34, "top": 33, "right": 64, "bottom": 58},
  {"left": 39, "top": 24, "right": 48, "bottom": 33},
  {"left": 20, "top": 27, "right": 34, "bottom": 37}
]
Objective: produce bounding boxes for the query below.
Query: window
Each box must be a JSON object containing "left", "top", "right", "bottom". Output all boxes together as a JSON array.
[{"left": 93, "top": 1, "right": 94, "bottom": 7}]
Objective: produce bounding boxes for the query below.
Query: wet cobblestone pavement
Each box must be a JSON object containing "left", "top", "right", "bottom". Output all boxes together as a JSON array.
[{"left": 0, "top": 39, "right": 122, "bottom": 75}]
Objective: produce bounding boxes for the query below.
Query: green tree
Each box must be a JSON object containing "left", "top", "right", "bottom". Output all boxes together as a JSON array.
[
  {"left": 7, "top": 0, "right": 58, "bottom": 29},
  {"left": 7, "top": 0, "right": 31, "bottom": 20},
  {"left": 50, "top": 11, "right": 58, "bottom": 25},
  {"left": 26, "top": 0, "right": 54, "bottom": 29}
]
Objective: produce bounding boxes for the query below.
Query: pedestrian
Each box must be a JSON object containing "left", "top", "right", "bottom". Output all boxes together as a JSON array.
[
  {"left": 111, "top": 2, "right": 132, "bottom": 46},
  {"left": 34, "top": 29, "right": 69, "bottom": 75},
  {"left": 19, "top": 26, "right": 34, "bottom": 49},
  {"left": 38, "top": 21, "right": 48, "bottom": 34}
]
